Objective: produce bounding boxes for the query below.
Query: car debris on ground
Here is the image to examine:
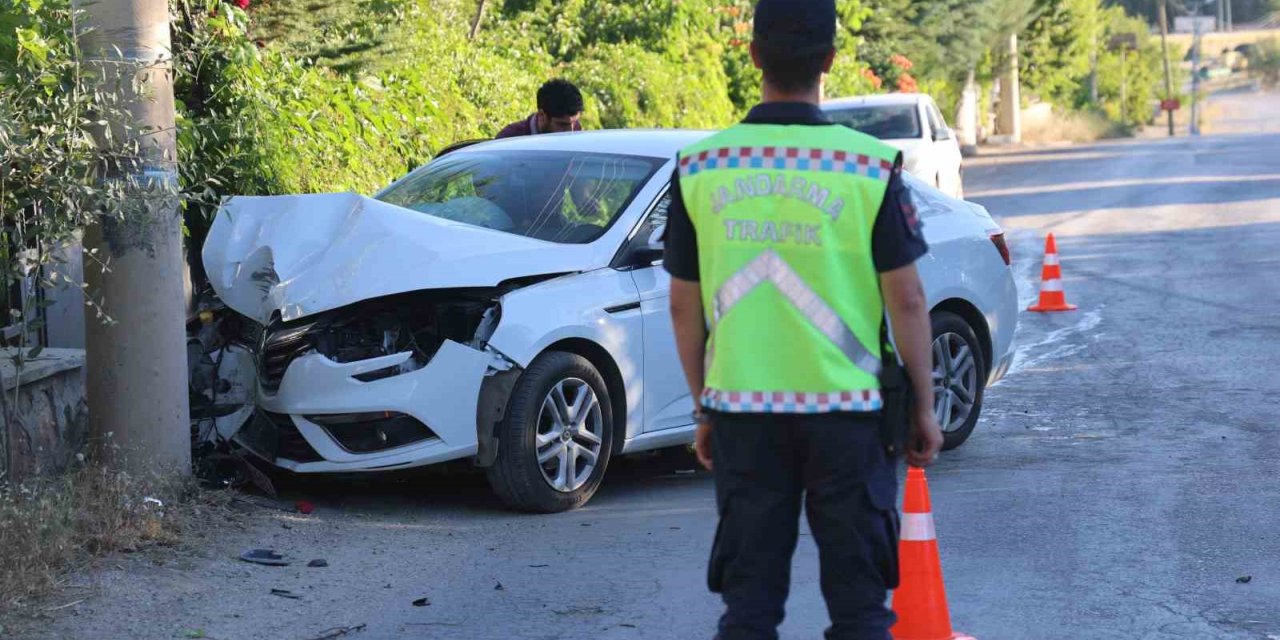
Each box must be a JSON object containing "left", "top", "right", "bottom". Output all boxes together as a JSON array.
[{"left": 239, "top": 549, "right": 289, "bottom": 567}]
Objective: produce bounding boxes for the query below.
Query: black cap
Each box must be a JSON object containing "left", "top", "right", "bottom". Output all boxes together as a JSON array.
[{"left": 753, "top": 0, "right": 837, "bottom": 57}]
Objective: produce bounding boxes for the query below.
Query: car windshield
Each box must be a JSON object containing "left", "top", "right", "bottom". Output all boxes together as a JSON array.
[
  {"left": 827, "top": 104, "right": 922, "bottom": 140},
  {"left": 376, "top": 150, "right": 663, "bottom": 244}
]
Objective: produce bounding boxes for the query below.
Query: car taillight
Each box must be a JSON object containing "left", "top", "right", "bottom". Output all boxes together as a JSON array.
[{"left": 989, "top": 232, "right": 1011, "bottom": 266}]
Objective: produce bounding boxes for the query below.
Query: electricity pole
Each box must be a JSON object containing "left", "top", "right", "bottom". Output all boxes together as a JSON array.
[
  {"left": 1191, "top": 3, "right": 1203, "bottom": 136},
  {"left": 1158, "top": 0, "right": 1176, "bottom": 136},
  {"left": 74, "top": 0, "right": 191, "bottom": 475}
]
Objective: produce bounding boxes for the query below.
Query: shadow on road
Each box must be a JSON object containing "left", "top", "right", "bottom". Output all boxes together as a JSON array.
[
  {"left": 250, "top": 448, "right": 710, "bottom": 517},
  {"left": 966, "top": 131, "right": 1280, "bottom": 218},
  {"left": 973, "top": 177, "right": 1280, "bottom": 218}
]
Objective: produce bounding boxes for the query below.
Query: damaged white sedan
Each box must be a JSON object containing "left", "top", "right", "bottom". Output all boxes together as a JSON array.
[{"left": 202, "top": 130, "right": 1017, "bottom": 513}]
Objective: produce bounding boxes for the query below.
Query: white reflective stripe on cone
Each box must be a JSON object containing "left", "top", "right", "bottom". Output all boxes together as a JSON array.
[
  {"left": 1040, "top": 279, "right": 1063, "bottom": 292},
  {"left": 901, "top": 512, "right": 937, "bottom": 542},
  {"left": 1043, "top": 253, "right": 1060, "bottom": 266}
]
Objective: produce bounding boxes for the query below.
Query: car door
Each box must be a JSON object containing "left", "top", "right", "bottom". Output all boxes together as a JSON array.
[
  {"left": 624, "top": 189, "right": 695, "bottom": 433},
  {"left": 924, "top": 99, "right": 964, "bottom": 197}
]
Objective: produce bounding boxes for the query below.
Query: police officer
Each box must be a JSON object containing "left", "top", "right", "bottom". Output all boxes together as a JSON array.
[{"left": 664, "top": 1, "right": 945, "bottom": 638}]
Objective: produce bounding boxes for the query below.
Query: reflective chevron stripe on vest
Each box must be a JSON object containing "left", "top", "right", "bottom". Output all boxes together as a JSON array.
[{"left": 679, "top": 123, "right": 899, "bottom": 414}]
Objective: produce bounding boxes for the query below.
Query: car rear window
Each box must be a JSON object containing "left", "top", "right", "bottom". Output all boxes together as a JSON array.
[
  {"left": 827, "top": 104, "right": 922, "bottom": 140},
  {"left": 376, "top": 150, "right": 663, "bottom": 245}
]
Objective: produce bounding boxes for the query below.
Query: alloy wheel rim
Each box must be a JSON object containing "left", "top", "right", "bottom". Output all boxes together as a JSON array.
[
  {"left": 932, "top": 332, "right": 979, "bottom": 433},
  {"left": 535, "top": 378, "right": 604, "bottom": 493}
]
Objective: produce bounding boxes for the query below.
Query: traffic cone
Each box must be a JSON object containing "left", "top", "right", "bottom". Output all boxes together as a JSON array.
[
  {"left": 1027, "top": 233, "right": 1077, "bottom": 312},
  {"left": 891, "top": 468, "right": 975, "bottom": 640}
]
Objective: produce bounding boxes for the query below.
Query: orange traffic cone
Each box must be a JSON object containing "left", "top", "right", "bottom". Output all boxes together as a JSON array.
[
  {"left": 1027, "top": 233, "right": 1077, "bottom": 312},
  {"left": 891, "top": 468, "right": 975, "bottom": 640}
]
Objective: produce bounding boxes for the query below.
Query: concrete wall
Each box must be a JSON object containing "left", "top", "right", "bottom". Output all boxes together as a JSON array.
[
  {"left": 1166, "top": 28, "right": 1279, "bottom": 59},
  {"left": 1, "top": 349, "right": 88, "bottom": 479}
]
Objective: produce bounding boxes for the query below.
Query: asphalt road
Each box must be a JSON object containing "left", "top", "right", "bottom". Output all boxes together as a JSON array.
[{"left": 27, "top": 88, "right": 1280, "bottom": 640}]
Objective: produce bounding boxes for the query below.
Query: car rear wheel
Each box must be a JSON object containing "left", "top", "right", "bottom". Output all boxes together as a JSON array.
[
  {"left": 487, "top": 351, "right": 614, "bottom": 512},
  {"left": 930, "top": 311, "right": 986, "bottom": 451}
]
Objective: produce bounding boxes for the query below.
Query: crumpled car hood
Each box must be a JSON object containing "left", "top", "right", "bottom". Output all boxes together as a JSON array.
[{"left": 202, "top": 193, "right": 596, "bottom": 323}]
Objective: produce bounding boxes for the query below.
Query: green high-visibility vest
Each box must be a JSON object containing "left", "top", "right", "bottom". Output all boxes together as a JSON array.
[{"left": 678, "top": 122, "right": 899, "bottom": 413}]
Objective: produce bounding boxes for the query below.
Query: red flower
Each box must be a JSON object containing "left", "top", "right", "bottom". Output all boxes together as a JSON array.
[{"left": 235, "top": 0, "right": 250, "bottom": 9}]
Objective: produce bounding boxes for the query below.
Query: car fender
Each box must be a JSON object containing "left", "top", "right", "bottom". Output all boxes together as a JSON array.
[{"left": 485, "top": 268, "right": 646, "bottom": 446}]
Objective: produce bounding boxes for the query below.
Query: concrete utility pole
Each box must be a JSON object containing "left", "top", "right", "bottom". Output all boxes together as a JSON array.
[
  {"left": 1158, "top": 0, "right": 1176, "bottom": 137},
  {"left": 997, "top": 33, "right": 1022, "bottom": 144},
  {"left": 1225, "top": 0, "right": 1232, "bottom": 32},
  {"left": 1119, "top": 47, "right": 1129, "bottom": 126},
  {"left": 74, "top": 0, "right": 191, "bottom": 474},
  {"left": 956, "top": 69, "right": 980, "bottom": 156},
  {"left": 1191, "top": 4, "right": 1204, "bottom": 135}
]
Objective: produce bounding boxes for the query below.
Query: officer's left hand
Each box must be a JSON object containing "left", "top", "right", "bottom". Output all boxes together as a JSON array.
[
  {"left": 907, "top": 409, "right": 943, "bottom": 468},
  {"left": 694, "top": 422, "right": 714, "bottom": 470}
]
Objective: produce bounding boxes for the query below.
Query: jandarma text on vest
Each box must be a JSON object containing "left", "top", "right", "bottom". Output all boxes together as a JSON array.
[{"left": 711, "top": 174, "right": 845, "bottom": 221}]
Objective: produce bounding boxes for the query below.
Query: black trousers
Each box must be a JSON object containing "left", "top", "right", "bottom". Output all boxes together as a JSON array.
[{"left": 708, "top": 412, "right": 899, "bottom": 640}]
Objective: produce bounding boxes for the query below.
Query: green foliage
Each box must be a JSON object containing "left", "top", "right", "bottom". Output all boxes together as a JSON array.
[
  {"left": 1020, "top": 0, "right": 1100, "bottom": 105},
  {"left": 1, "top": 0, "right": 162, "bottom": 335},
  {"left": 1248, "top": 38, "right": 1280, "bottom": 88},
  {"left": 565, "top": 42, "right": 737, "bottom": 129},
  {"left": 1088, "top": 6, "right": 1163, "bottom": 125}
]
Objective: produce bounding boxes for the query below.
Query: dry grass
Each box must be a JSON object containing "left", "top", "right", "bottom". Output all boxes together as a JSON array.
[
  {"left": 0, "top": 465, "right": 233, "bottom": 614},
  {"left": 1021, "top": 108, "right": 1128, "bottom": 145}
]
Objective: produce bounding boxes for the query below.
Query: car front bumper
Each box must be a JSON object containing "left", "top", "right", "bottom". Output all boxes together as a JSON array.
[{"left": 234, "top": 340, "right": 494, "bottom": 473}]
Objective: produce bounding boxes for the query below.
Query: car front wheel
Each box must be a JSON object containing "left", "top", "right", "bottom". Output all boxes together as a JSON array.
[
  {"left": 487, "top": 351, "right": 614, "bottom": 512},
  {"left": 930, "top": 311, "right": 986, "bottom": 451}
]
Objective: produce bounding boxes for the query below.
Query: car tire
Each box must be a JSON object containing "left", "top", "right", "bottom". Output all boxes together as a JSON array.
[
  {"left": 487, "top": 351, "right": 614, "bottom": 513},
  {"left": 930, "top": 311, "right": 986, "bottom": 451}
]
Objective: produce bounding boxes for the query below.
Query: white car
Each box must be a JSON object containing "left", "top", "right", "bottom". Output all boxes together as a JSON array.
[
  {"left": 822, "top": 93, "right": 965, "bottom": 198},
  {"left": 202, "top": 130, "right": 1016, "bottom": 512}
]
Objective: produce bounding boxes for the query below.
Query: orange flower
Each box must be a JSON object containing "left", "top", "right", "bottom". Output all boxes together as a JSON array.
[
  {"left": 861, "top": 67, "right": 883, "bottom": 90},
  {"left": 733, "top": 21, "right": 750, "bottom": 34},
  {"left": 890, "top": 54, "right": 914, "bottom": 71},
  {"left": 896, "top": 73, "right": 918, "bottom": 93}
]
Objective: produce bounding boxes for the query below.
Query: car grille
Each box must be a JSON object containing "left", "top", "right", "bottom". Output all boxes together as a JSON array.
[
  {"left": 240, "top": 410, "right": 324, "bottom": 463},
  {"left": 270, "top": 412, "right": 324, "bottom": 462},
  {"left": 258, "top": 320, "right": 318, "bottom": 392}
]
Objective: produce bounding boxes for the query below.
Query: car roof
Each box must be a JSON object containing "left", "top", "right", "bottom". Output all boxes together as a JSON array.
[
  {"left": 452, "top": 129, "right": 716, "bottom": 160},
  {"left": 820, "top": 93, "right": 928, "bottom": 110}
]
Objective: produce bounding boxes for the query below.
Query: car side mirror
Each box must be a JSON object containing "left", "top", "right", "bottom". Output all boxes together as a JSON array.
[
  {"left": 634, "top": 223, "right": 666, "bottom": 264},
  {"left": 933, "top": 127, "right": 953, "bottom": 141},
  {"left": 647, "top": 224, "right": 665, "bottom": 251}
]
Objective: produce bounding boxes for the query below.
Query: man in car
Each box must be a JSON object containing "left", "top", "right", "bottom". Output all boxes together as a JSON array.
[
  {"left": 664, "top": 1, "right": 944, "bottom": 638},
  {"left": 495, "top": 78, "right": 585, "bottom": 138}
]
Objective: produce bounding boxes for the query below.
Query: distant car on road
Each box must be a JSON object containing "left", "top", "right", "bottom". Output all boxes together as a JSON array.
[
  {"left": 822, "top": 93, "right": 965, "bottom": 199},
  {"left": 202, "top": 130, "right": 1016, "bottom": 512}
]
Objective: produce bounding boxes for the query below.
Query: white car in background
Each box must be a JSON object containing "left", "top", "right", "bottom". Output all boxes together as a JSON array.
[
  {"left": 201, "top": 130, "right": 1016, "bottom": 513},
  {"left": 822, "top": 93, "right": 965, "bottom": 198}
]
